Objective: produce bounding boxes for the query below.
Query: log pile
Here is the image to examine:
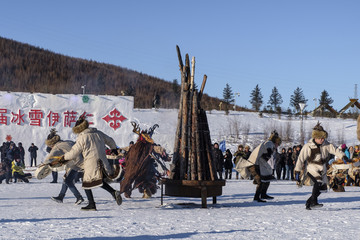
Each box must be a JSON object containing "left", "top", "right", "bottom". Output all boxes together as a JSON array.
[{"left": 170, "top": 46, "right": 218, "bottom": 181}]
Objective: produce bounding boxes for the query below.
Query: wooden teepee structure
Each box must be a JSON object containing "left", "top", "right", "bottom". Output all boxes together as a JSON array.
[
  {"left": 162, "top": 46, "right": 225, "bottom": 208},
  {"left": 170, "top": 45, "right": 218, "bottom": 181}
]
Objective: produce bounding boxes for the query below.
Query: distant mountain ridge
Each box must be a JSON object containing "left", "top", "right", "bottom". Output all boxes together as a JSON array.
[{"left": 0, "top": 36, "right": 222, "bottom": 109}]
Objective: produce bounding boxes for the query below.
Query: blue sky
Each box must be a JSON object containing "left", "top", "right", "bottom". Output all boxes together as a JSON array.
[{"left": 1, "top": 1, "right": 360, "bottom": 111}]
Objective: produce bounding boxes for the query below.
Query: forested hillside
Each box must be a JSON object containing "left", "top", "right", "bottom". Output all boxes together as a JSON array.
[{"left": 0, "top": 36, "right": 223, "bottom": 109}]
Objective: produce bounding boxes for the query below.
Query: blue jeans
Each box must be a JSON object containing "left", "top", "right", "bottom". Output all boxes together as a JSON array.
[
  {"left": 59, "top": 170, "right": 82, "bottom": 199},
  {"left": 286, "top": 165, "right": 294, "bottom": 180}
]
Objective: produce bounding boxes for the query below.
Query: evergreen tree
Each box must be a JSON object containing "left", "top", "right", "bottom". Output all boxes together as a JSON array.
[
  {"left": 222, "top": 83, "right": 234, "bottom": 114},
  {"left": 318, "top": 89, "right": 334, "bottom": 116},
  {"left": 290, "top": 87, "right": 307, "bottom": 112},
  {"left": 249, "top": 84, "right": 263, "bottom": 111},
  {"left": 268, "top": 87, "right": 283, "bottom": 110},
  {"left": 319, "top": 89, "right": 333, "bottom": 106}
]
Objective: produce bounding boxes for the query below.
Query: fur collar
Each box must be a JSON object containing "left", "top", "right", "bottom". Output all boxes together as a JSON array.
[
  {"left": 45, "top": 135, "right": 60, "bottom": 147},
  {"left": 72, "top": 120, "right": 89, "bottom": 134}
]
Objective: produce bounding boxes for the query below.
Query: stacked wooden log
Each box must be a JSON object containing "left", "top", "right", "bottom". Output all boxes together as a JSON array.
[{"left": 170, "top": 46, "right": 218, "bottom": 181}]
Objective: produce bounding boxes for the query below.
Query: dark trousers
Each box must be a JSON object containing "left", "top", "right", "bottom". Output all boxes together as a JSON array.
[
  {"left": 276, "top": 164, "right": 286, "bottom": 180},
  {"left": 306, "top": 173, "right": 323, "bottom": 207},
  {"left": 0, "top": 172, "right": 10, "bottom": 183},
  {"left": 30, "top": 157, "right": 37, "bottom": 167},
  {"left": 51, "top": 171, "right": 58, "bottom": 183},
  {"left": 248, "top": 165, "right": 271, "bottom": 200},
  {"left": 58, "top": 170, "right": 82, "bottom": 199},
  {"left": 225, "top": 169, "right": 232, "bottom": 179},
  {"left": 85, "top": 181, "right": 116, "bottom": 204},
  {"left": 13, "top": 172, "right": 30, "bottom": 183}
]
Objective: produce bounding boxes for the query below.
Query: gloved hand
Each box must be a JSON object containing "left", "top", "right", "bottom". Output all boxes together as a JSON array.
[
  {"left": 59, "top": 155, "right": 66, "bottom": 164},
  {"left": 295, "top": 171, "right": 301, "bottom": 183}
]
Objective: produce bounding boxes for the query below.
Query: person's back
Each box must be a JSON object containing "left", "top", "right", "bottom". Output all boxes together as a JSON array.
[{"left": 63, "top": 115, "right": 121, "bottom": 211}]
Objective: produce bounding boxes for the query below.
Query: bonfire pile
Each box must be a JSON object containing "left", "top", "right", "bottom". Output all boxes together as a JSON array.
[{"left": 170, "top": 46, "right": 218, "bottom": 181}]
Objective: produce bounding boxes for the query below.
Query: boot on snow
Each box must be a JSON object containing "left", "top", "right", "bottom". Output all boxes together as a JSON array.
[
  {"left": 81, "top": 202, "right": 96, "bottom": 211},
  {"left": 51, "top": 195, "right": 64, "bottom": 203},
  {"left": 75, "top": 196, "right": 84, "bottom": 205}
]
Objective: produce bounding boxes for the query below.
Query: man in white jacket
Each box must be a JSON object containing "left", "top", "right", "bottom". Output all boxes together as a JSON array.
[
  {"left": 295, "top": 122, "right": 346, "bottom": 210},
  {"left": 62, "top": 115, "right": 122, "bottom": 211}
]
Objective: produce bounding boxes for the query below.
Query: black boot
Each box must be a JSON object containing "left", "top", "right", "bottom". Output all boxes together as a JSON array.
[
  {"left": 51, "top": 194, "right": 65, "bottom": 203},
  {"left": 81, "top": 202, "right": 96, "bottom": 211},
  {"left": 253, "top": 184, "right": 266, "bottom": 202},
  {"left": 82, "top": 189, "right": 96, "bottom": 210},
  {"left": 113, "top": 191, "right": 122, "bottom": 205},
  {"left": 260, "top": 182, "right": 274, "bottom": 199}
]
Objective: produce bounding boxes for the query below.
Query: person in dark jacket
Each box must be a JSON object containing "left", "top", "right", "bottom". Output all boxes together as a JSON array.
[
  {"left": 285, "top": 147, "right": 294, "bottom": 180},
  {"left": 224, "top": 149, "right": 233, "bottom": 179},
  {"left": 28, "top": 143, "right": 38, "bottom": 167},
  {"left": 17, "top": 142, "right": 25, "bottom": 166},
  {"left": 212, "top": 143, "right": 224, "bottom": 179},
  {"left": 0, "top": 159, "right": 11, "bottom": 184},
  {"left": 6, "top": 142, "right": 17, "bottom": 162},
  {"left": 276, "top": 148, "right": 286, "bottom": 180},
  {"left": 0, "top": 142, "right": 8, "bottom": 161}
]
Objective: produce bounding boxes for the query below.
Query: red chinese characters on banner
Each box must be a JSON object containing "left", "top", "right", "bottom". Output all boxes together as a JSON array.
[
  {"left": 0, "top": 108, "right": 97, "bottom": 128},
  {"left": 11, "top": 109, "right": 25, "bottom": 126},
  {"left": 29, "top": 109, "right": 44, "bottom": 126},
  {"left": 47, "top": 111, "right": 60, "bottom": 127},
  {"left": 0, "top": 108, "right": 8, "bottom": 125},
  {"left": 63, "top": 111, "right": 78, "bottom": 127}
]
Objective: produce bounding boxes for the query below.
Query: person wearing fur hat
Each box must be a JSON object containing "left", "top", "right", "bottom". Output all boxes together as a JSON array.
[
  {"left": 238, "top": 131, "right": 281, "bottom": 202},
  {"left": 295, "top": 122, "right": 346, "bottom": 210},
  {"left": 62, "top": 115, "right": 122, "bottom": 211},
  {"left": 43, "top": 129, "right": 85, "bottom": 205}
]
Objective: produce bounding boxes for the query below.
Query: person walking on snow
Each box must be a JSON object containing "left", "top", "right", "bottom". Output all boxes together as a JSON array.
[
  {"left": 61, "top": 115, "right": 122, "bottom": 211},
  {"left": 43, "top": 129, "right": 85, "bottom": 205},
  {"left": 295, "top": 122, "right": 346, "bottom": 210},
  {"left": 238, "top": 131, "right": 281, "bottom": 202}
]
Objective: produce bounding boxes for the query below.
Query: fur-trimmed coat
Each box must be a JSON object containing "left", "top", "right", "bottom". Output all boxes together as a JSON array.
[
  {"left": 64, "top": 128, "right": 117, "bottom": 189},
  {"left": 295, "top": 138, "right": 344, "bottom": 183},
  {"left": 236, "top": 140, "right": 275, "bottom": 179}
]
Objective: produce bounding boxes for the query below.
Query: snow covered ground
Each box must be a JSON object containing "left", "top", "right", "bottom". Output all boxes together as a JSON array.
[{"left": 2, "top": 173, "right": 360, "bottom": 240}]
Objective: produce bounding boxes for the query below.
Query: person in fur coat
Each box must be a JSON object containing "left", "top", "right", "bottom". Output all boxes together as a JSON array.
[
  {"left": 244, "top": 131, "right": 281, "bottom": 202},
  {"left": 43, "top": 129, "right": 85, "bottom": 205},
  {"left": 62, "top": 115, "right": 122, "bottom": 211},
  {"left": 295, "top": 122, "right": 346, "bottom": 210}
]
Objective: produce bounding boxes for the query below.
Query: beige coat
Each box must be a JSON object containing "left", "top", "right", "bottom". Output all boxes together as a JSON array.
[
  {"left": 236, "top": 140, "right": 275, "bottom": 178},
  {"left": 45, "top": 140, "right": 83, "bottom": 174},
  {"left": 64, "top": 128, "right": 117, "bottom": 189},
  {"left": 295, "top": 138, "right": 344, "bottom": 183}
]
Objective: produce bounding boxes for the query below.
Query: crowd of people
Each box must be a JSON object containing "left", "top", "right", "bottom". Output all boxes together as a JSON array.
[
  {"left": 211, "top": 122, "right": 356, "bottom": 210},
  {"left": 2, "top": 116, "right": 359, "bottom": 212},
  {"left": 0, "top": 140, "right": 36, "bottom": 184}
]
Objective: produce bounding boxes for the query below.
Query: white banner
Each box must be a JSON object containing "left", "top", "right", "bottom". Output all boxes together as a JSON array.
[{"left": 0, "top": 91, "right": 134, "bottom": 166}]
